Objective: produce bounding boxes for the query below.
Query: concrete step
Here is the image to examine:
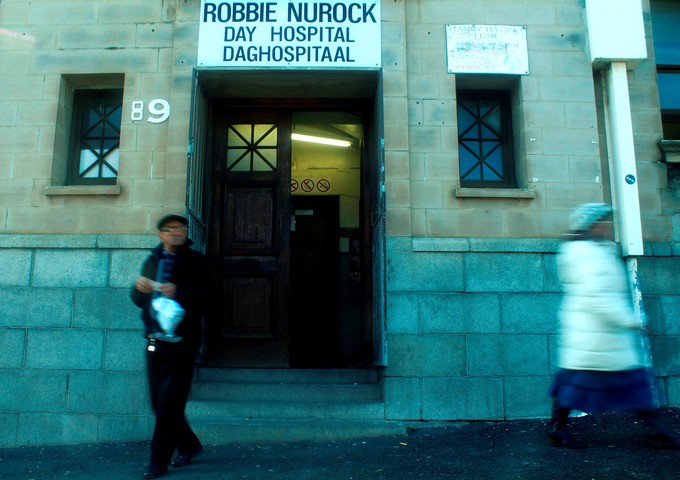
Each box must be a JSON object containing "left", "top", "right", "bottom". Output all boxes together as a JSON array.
[
  {"left": 191, "top": 368, "right": 381, "bottom": 402},
  {"left": 186, "top": 399, "right": 386, "bottom": 420},
  {"left": 196, "top": 367, "right": 379, "bottom": 385},
  {"left": 186, "top": 368, "right": 395, "bottom": 445},
  {"left": 191, "top": 380, "right": 381, "bottom": 402},
  {"left": 192, "top": 417, "right": 406, "bottom": 444}
]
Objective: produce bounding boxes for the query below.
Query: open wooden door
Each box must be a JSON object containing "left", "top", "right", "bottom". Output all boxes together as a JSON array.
[
  {"left": 208, "top": 110, "right": 291, "bottom": 367},
  {"left": 366, "top": 74, "right": 387, "bottom": 366}
]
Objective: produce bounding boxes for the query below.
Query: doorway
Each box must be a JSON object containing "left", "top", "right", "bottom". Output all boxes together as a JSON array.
[
  {"left": 204, "top": 105, "right": 372, "bottom": 368},
  {"left": 186, "top": 69, "right": 385, "bottom": 369},
  {"left": 289, "top": 195, "right": 340, "bottom": 367}
]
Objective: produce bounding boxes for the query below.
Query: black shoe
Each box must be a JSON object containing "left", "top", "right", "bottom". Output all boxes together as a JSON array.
[
  {"left": 645, "top": 432, "right": 680, "bottom": 450},
  {"left": 143, "top": 464, "right": 167, "bottom": 479},
  {"left": 547, "top": 426, "right": 586, "bottom": 449},
  {"left": 171, "top": 445, "right": 204, "bottom": 468}
]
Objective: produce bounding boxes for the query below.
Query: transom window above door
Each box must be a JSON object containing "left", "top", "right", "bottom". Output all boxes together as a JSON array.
[{"left": 226, "top": 124, "right": 278, "bottom": 171}]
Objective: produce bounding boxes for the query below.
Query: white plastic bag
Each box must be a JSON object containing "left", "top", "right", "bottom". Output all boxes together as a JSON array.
[{"left": 151, "top": 297, "right": 185, "bottom": 341}]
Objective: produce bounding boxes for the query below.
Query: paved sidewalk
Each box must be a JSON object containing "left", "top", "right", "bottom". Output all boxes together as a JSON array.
[{"left": 2, "top": 409, "right": 680, "bottom": 480}]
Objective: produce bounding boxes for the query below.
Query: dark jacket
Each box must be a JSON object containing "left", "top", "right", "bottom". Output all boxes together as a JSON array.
[{"left": 131, "top": 242, "right": 210, "bottom": 350}]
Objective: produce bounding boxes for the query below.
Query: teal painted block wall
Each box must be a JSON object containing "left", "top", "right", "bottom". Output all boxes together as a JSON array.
[
  {"left": 0, "top": 235, "right": 155, "bottom": 447},
  {"left": 383, "top": 237, "right": 680, "bottom": 421},
  {"left": 0, "top": 235, "right": 679, "bottom": 445}
]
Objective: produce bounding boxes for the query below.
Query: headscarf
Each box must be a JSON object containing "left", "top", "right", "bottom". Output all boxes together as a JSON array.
[{"left": 569, "top": 203, "right": 612, "bottom": 232}]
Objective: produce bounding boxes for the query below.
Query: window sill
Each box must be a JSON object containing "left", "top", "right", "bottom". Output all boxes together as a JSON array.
[
  {"left": 659, "top": 140, "right": 680, "bottom": 163},
  {"left": 44, "top": 185, "right": 121, "bottom": 196},
  {"left": 454, "top": 187, "right": 535, "bottom": 199}
]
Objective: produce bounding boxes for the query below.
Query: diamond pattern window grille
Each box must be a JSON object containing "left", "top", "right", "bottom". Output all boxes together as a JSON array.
[
  {"left": 76, "top": 91, "right": 122, "bottom": 181},
  {"left": 458, "top": 99, "right": 504, "bottom": 182},
  {"left": 457, "top": 92, "right": 515, "bottom": 188}
]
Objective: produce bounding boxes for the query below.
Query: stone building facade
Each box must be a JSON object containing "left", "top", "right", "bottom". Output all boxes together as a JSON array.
[{"left": 1, "top": 0, "right": 679, "bottom": 447}]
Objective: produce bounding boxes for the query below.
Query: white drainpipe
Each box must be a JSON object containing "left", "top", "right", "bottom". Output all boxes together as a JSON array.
[
  {"left": 585, "top": 1, "right": 657, "bottom": 402},
  {"left": 602, "top": 62, "right": 644, "bottom": 259},
  {"left": 600, "top": 61, "right": 647, "bottom": 332}
]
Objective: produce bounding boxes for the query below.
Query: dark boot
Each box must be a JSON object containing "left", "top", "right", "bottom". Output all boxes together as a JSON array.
[
  {"left": 637, "top": 410, "right": 680, "bottom": 450},
  {"left": 547, "top": 402, "right": 585, "bottom": 449}
]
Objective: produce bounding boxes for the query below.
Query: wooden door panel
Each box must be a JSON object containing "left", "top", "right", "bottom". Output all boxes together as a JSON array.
[
  {"left": 224, "top": 276, "right": 274, "bottom": 336},
  {"left": 223, "top": 187, "right": 274, "bottom": 251}
]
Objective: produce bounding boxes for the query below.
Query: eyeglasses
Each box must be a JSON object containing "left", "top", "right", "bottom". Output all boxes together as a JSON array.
[{"left": 159, "top": 226, "right": 188, "bottom": 233}]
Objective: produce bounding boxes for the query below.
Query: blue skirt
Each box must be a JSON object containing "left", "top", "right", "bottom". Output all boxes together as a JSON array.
[{"left": 548, "top": 368, "right": 657, "bottom": 413}]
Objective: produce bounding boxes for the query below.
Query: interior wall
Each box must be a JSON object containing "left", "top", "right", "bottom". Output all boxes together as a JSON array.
[{"left": 291, "top": 141, "right": 361, "bottom": 230}]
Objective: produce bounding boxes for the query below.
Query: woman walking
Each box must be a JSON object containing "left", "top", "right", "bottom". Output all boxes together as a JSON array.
[{"left": 547, "top": 203, "right": 678, "bottom": 450}]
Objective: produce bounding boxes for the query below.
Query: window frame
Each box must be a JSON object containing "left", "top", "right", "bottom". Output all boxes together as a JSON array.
[
  {"left": 456, "top": 90, "right": 516, "bottom": 189},
  {"left": 225, "top": 123, "right": 279, "bottom": 172},
  {"left": 657, "top": 66, "right": 680, "bottom": 140},
  {"left": 651, "top": 0, "right": 680, "bottom": 140},
  {"left": 66, "top": 88, "right": 123, "bottom": 186}
]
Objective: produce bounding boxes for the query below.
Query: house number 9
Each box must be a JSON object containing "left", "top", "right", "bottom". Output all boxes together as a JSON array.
[{"left": 131, "top": 99, "right": 170, "bottom": 123}]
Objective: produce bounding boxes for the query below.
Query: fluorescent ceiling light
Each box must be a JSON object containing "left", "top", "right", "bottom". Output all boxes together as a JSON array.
[{"left": 291, "top": 133, "right": 351, "bottom": 148}]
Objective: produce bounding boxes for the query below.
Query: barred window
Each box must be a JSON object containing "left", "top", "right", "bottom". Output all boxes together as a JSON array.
[
  {"left": 68, "top": 89, "right": 123, "bottom": 185},
  {"left": 457, "top": 91, "right": 515, "bottom": 188}
]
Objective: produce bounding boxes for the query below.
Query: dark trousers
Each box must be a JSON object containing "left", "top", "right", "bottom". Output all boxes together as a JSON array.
[{"left": 146, "top": 340, "right": 201, "bottom": 467}]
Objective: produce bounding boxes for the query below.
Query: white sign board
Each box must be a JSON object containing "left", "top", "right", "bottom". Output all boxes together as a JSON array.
[
  {"left": 585, "top": 0, "right": 646, "bottom": 66},
  {"left": 198, "top": 0, "right": 381, "bottom": 68},
  {"left": 446, "top": 25, "right": 529, "bottom": 75}
]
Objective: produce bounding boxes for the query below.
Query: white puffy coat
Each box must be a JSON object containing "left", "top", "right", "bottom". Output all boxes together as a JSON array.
[{"left": 556, "top": 239, "right": 643, "bottom": 371}]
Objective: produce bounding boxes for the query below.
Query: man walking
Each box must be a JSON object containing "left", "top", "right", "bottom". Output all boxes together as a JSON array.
[{"left": 131, "top": 214, "right": 210, "bottom": 478}]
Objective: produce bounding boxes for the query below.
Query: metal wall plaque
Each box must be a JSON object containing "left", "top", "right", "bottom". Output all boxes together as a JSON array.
[{"left": 446, "top": 25, "right": 529, "bottom": 75}]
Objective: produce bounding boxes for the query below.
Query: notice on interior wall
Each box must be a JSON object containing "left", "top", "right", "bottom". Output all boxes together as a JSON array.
[
  {"left": 198, "top": 0, "right": 381, "bottom": 68},
  {"left": 446, "top": 25, "right": 529, "bottom": 75}
]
